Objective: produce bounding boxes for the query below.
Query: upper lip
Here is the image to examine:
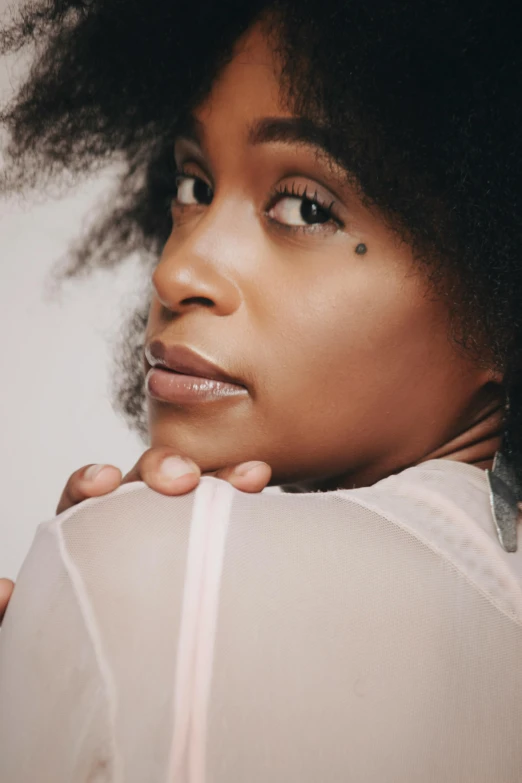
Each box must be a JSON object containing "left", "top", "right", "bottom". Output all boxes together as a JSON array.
[{"left": 145, "top": 340, "right": 245, "bottom": 387}]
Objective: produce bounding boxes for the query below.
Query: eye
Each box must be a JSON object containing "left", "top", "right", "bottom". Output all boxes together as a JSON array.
[
  {"left": 269, "top": 196, "right": 332, "bottom": 226},
  {"left": 266, "top": 183, "right": 341, "bottom": 231},
  {"left": 174, "top": 173, "right": 213, "bottom": 206}
]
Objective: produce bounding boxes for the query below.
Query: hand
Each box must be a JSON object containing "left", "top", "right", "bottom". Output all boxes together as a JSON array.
[
  {"left": 0, "top": 448, "right": 271, "bottom": 625},
  {"left": 0, "top": 579, "right": 14, "bottom": 625},
  {"left": 55, "top": 447, "right": 272, "bottom": 514}
]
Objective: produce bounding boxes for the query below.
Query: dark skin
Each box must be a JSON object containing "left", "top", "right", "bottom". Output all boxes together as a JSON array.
[{"left": 0, "top": 24, "right": 504, "bottom": 621}]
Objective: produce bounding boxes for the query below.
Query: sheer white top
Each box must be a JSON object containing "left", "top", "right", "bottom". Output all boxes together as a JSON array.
[{"left": 1, "top": 459, "right": 522, "bottom": 783}]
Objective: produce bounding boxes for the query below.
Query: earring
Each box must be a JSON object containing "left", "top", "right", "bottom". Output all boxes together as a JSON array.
[{"left": 485, "top": 404, "right": 522, "bottom": 552}]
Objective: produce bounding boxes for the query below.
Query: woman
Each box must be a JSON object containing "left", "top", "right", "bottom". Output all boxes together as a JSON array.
[{"left": 1, "top": 0, "right": 522, "bottom": 780}]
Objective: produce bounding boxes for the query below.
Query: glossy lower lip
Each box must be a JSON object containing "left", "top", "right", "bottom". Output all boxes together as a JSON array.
[{"left": 145, "top": 367, "right": 248, "bottom": 404}]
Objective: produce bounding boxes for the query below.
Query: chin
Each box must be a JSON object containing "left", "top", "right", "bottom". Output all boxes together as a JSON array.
[{"left": 148, "top": 418, "right": 256, "bottom": 473}]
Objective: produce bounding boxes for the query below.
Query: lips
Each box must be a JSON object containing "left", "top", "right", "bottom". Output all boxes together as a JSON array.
[
  {"left": 145, "top": 340, "right": 244, "bottom": 386},
  {"left": 144, "top": 340, "right": 248, "bottom": 406}
]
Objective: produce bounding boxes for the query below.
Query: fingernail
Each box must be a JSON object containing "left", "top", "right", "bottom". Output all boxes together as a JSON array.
[
  {"left": 84, "top": 464, "right": 107, "bottom": 481},
  {"left": 234, "top": 461, "right": 266, "bottom": 477},
  {"left": 160, "top": 456, "right": 196, "bottom": 481}
]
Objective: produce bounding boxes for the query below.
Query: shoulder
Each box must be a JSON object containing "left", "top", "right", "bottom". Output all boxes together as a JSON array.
[
  {"left": 350, "top": 460, "right": 522, "bottom": 621},
  {"left": 43, "top": 464, "right": 522, "bottom": 623}
]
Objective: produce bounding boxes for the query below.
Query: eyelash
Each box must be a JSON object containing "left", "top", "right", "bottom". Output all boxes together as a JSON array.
[
  {"left": 265, "top": 181, "right": 342, "bottom": 232},
  {"left": 168, "top": 168, "right": 344, "bottom": 233}
]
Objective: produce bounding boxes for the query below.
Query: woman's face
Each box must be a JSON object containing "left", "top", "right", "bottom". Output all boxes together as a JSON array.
[{"left": 145, "top": 23, "right": 495, "bottom": 488}]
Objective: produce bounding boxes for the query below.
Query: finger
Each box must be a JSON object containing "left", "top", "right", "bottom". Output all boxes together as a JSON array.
[
  {"left": 209, "top": 461, "right": 272, "bottom": 493},
  {"left": 56, "top": 464, "right": 123, "bottom": 515},
  {"left": 0, "top": 578, "right": 14, "bottom": 625},
  {"left": 120, "top": 446, "right": 201, "bottom": 495}
]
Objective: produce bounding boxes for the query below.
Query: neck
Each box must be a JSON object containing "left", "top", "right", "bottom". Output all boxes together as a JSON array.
[
  {"left": 419, "top": 397, "right": 504, "bottom": 471},
  {"left": 282, "top": 393, "right": 505, "bottom": 494}
]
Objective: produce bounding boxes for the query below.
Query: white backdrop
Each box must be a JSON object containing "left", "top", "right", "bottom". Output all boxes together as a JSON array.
[
  {"left": 0, "top": 1, "right": 153, "bottom": 580},
  {"left": 0, "top": 178, "right": 146, "bottom": 579}
]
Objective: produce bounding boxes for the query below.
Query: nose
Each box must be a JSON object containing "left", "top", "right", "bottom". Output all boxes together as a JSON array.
[{"left": 152, "top": 217, "right": 243, "bottom": 318}]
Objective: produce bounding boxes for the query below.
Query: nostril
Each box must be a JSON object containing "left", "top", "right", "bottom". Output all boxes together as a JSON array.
[{"left": 180, "top": 296, "right": 215, "bottom": 307}]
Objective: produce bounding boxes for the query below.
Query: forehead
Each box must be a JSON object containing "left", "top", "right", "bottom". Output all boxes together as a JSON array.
[
  {"left": 194, "top": 23, "right": 291, "bottom": 129},
  {"left": 178, "top": 23, "right": 344, "bottom": 167}
]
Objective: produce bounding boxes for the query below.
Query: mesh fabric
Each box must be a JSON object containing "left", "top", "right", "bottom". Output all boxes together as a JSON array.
[{"left": 0, "top": 460, "right": 521, "bottom": 782}]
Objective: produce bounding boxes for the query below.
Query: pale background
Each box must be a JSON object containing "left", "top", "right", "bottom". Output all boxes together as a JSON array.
[
  {"left": 0, "top": 183, "right": 147, "bottom": 580},
  {"left": 0, "top": 11, "right": 146, "bottom": 578}
]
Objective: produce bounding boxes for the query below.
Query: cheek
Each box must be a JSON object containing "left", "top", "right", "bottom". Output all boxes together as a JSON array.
[
  {"left": 265, "top": 271, "right": 434, "bottom": 393},
  {"left": 256, "top": 270, "right": 453, "bottom": 456}
]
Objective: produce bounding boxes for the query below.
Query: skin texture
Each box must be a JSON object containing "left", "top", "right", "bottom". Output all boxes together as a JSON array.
[{"left": 0, "top": 22, "right": 506, "bottom": 622}]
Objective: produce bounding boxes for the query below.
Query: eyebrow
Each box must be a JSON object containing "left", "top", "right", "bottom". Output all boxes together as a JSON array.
[
  {"left": 247, "top": 116, "right": 339, "bottom": 160},
  {"left": 175, "top": 114, "right": 341, "bottom": 163}
]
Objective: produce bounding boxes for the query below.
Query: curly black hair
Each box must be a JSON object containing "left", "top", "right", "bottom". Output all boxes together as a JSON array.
[{"left": 2, "top": 0, "right": 522, "bottom": 468}]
